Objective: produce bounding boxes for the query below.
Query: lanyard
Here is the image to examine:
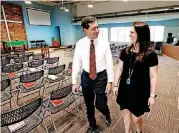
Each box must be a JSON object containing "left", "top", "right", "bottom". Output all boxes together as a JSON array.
[
  {"left": 126, "top": 51, "right": 136, "bottom": 85},
  {"left": 129, "top": 52, "right": 137, "bottom": 78}
]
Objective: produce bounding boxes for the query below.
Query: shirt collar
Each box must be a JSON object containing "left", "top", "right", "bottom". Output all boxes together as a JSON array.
[{"left": 85, "top": 36, "right": 98, "bottom": 45}]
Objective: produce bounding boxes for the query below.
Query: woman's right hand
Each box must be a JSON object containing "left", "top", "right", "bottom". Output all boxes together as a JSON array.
[{"left": 113, "top": 86, "right": 118, "bottom": 96}]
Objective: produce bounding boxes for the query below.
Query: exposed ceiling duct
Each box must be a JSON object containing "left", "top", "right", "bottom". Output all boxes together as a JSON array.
[
  {"left": 35, "top": 0, "right": 89, "bottom": 6},
  {"left": 73, "top": 6, "right": 179, "bottom": 22}
]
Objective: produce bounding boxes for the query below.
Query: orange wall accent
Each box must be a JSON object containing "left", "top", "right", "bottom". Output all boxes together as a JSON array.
[{"left": 163, "top": 44, "right": 179, "bottom": 61}]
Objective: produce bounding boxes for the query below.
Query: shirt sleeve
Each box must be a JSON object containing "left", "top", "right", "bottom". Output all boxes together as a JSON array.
[
  {"left": 105, "top": 41, "right": 114, "bottom": 83},
  {"left": 119, "top": 48, "right": 126, "bottom": 61},
  {"left": 148, "top": 51, "right": 158, "bottom": 67},
  {"left": 72, "top": 41, "right": 81, "bottom": 84}
]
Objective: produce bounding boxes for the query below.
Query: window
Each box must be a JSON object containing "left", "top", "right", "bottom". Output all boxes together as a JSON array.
[
  {"left": 110, "top": 27, "right": 130, "bottom": 42},
  {"left": 150, "top": 26, "right": 164, "bottom": 41},
  {"left": 110, "top": 27, "right": 118, "bottom": 42},
  {"left": 98, "top": 28, "right": 108, "bottom": 40},
  {"left": 110, "top": 26, "right": 164, "bottom": 42}
]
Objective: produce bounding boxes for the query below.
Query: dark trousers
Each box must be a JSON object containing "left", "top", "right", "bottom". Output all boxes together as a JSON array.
[{"left": 81, "top": 70, "right": 110, "bottom": 128}]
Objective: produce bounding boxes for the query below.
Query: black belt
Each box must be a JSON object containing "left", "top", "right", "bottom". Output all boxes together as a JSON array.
[{"left": 82, "top": 69, "right": 106, "bottom": 77}]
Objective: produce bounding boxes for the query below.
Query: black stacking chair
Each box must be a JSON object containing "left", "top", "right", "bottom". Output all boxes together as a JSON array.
[
  {"left": 46, "top": 64, "right": 66, "bottom": 91},
  {"left": 64, "top": 45, "right": 74, "bottom": 57},
  {"left": 45, "top": 57, "right": 59, "bottom": 69},
  {"left": 1, "top": 58, "right": 10, "bottom": 66},
  {"left": 1, "top": 63, "right": 24, "bottom": 80},
  {"left": 16, "top": 70, "right": 45, "bottom": 105},
  {"left": 14, "top": 55, "right": 29, "bottom": 68},
  {"left": 41, "top": 40, "right": 46, "bottom": 46},
  {"left": 1, "top": 79, "right": 13, "bottom": 109},
  {"left": 27, "top": 60, "right": 44, "bottom": 73},
  {"left": 63, "top": 62, "right": 72, "bottom": 80},
  {"left": 33, "top": 53, "right": 44, "bottom": 60},
  {"left": 154, "top": 41, "right": 163, "bottom": 55},
  {"left": 14, "top": 56, "right": 29, "bottom": 63},
  {"left": 36, "top": 40, "right": 42, "bottom": 48},
  {"left": 46, "top": 84, "right": 83, "bottom": 133},
  {"left": 30, "top": 41, "right": 36, "bottom": 48},
  {"left": 25, "top": 52, "right": 34, "bottom": 57},
  {"left": 1, "top": 97, "right": 50, "bottom": 133}
]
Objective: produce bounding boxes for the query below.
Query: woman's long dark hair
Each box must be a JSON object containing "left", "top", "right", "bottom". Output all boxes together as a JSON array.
[{"left": 126, "top": 21, "right": 152, "bottom": 62}]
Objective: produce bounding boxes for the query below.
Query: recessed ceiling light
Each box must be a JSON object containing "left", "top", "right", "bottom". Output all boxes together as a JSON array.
[
  {"left": 25, "top": 1, "right": 32, "bottom": 4},
  {"left": 88, "top": 4, "right": 93, "bottom": 8},
  {"left": 64, "top": 8, "right": 69, "bottom": 12}
]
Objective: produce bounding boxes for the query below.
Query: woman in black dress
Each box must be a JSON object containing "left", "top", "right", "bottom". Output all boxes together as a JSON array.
[{"left": 113, "top": 21, "right": 158, "bottom": 133}]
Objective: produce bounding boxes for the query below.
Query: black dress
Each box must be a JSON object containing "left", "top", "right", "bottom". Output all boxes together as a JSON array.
[{"left": 117, "top": 48, "right": 158, "bottom": 117}]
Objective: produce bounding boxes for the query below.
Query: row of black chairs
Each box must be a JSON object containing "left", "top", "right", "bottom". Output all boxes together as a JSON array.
[
  {"left": 151, "top": 41, "right": 163, "bottom": 55},
  {"left": 110, "top": 44, "right": 128, "bottom": 64},
  {"left": 1, "top": 61, "right": 83, "bottom": 133},
  {"left": 1, "top": 80, "right": 82, "bottom": 133},
  {"left": 30, "top": 40, "right": 47, "bottom": 48}
]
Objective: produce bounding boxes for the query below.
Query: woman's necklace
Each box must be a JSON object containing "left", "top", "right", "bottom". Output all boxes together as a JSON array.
[{"left": 126, "top": 50, "right": 137, "bottom": 85}]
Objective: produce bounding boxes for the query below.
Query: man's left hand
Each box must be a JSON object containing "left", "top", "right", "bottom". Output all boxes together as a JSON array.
[{"left": 105, "top": 83, "right": 112, "bottom": 96}]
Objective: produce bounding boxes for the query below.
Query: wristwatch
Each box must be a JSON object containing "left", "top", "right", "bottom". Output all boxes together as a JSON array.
[{"left": 113, "top": 86, "right": 118, "bottom": 87}]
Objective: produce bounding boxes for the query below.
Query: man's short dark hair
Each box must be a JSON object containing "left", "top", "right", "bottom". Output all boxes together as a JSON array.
[{"left": 81, "top": 16, "right": 97, "bottom": 30}]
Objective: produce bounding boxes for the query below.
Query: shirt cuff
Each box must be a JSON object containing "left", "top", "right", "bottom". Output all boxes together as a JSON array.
[
  {"left": 107, "top": 75, "right": 114, "bottom": 83},
  {"left": 72, "top": 79, "right": 77, "bottom": 85}
]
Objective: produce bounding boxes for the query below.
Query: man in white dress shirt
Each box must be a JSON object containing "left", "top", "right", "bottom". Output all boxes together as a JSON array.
[{"left": 72, "top": 16, "right": 114, "bottom": 132}]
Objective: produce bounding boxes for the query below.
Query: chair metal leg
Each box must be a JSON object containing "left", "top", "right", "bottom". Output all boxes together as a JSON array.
[
  {"left": 41, "top": 85, "right": 46, "bottom": 97},
  {"left": 10, "top": 98, "right": 12, "bottom": 108},
  {"left": 11, "top": 93, "right": 18, "bottom": 108},
  {"left": 57, "top": 80, "right": 61, "bottom": 89},
  {"left": 49, "top": 112, "right": 58, "bottom": 133},
  {"left": 18, "top": 89, "right": 25, "bottom": 106},
  {"left": 72, "top": 95, "right": 83, "bottom": 120},
  {"left": 43, "top": 119, "right": 49, "bottom": 133}
]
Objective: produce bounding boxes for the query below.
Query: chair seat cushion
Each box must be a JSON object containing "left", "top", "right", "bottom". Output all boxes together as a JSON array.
[
  {"left": 48, "top": 74, "right": 66, "bottom": 83},
  {"left": 29, "top": 68, "right": 37, "bottom": 72},
  {"left": 1, "top": 113, "right": 42, "bottom": 133},
  {"left": 48, "top": 75, "right": 58, "bottom": 80},
  {"left": 49, "top": 97, "right": 75, "bottom": 114},
  {"left": 17, "top": 82, "right": 45, "bottom": 93}
]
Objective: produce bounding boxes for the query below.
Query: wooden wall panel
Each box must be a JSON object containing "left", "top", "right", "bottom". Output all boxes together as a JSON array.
[
  {"left": 3, "top": 2, "right": 23, "bottom": 21},
  {"left": 1, "top": 22, "right": 8, "bottom": 40},
  {"left": 8, "top": 23, "right": 27, "bottom": 40},
  {"left": 163, "top": 44, "right": 179, "bottom": 61},
  {"left": 1, "top": 22, "right": 8, "bottom": 49},
  {"left": 1, "top": 2, "right": 27, "bottom": 41}
]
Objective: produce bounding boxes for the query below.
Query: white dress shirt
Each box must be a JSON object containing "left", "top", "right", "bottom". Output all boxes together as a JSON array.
[{"left": 72, "top": 36, "right": 114, "bottom": 84}]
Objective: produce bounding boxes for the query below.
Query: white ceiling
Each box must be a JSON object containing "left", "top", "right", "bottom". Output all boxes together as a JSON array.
[{"left": 76, "top": 1, "right": 179, "bottom": 17}]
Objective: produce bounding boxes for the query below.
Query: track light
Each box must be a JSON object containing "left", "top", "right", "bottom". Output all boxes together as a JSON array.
[
  {"left": 25, "top": 1, "right": 32, "bottom": 4},
  {"left": 64, "top": 8, "right": 69, "bottom": 12},
  {"left": 88, "top": 4, "right": 93, "bottom": 8}
]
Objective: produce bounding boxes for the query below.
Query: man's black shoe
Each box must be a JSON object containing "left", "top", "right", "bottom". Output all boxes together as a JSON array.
[
  {"left": 86, "top": 126, "right": 100, "bottom": 133},
  {"left": 86, "top": 127, "right": 94, "bottom": 133},
  {"left": 105, "top": 116, "right": 111, "bottom": 126}
]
